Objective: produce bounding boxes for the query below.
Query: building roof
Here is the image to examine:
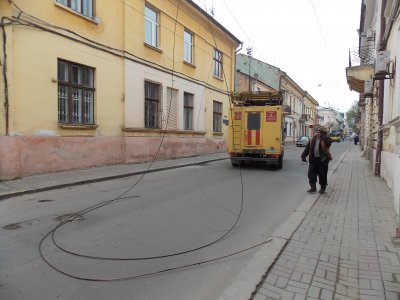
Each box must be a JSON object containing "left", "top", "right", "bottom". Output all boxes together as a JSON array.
[
  {"left": 236, "top": 53, "right": 281, "bottom": 90},
  {"left": 187, "top": 0, "right": 242, "bottom": 45}
]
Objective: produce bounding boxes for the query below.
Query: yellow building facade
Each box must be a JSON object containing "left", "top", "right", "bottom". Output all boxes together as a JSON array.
[
  {"left": 303, "top": 93, "right": 319, "bottom": 138},
  {"left": 0, "top": 0, "right": 241, "bottom": 179}
]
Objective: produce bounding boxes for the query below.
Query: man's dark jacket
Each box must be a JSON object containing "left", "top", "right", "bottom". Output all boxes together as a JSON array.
[{"left": 301, "top": 134, "right": 333, "bottom": 164}]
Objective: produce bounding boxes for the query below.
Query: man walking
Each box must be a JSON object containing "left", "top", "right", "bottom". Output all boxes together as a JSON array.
[{"left": 301, "top": 126, "right": 332, "bottom": 194}]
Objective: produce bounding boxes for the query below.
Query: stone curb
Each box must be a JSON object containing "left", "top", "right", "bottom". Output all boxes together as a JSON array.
[{"left": 0, "top": 157, "right": 227, "bottom": 200}]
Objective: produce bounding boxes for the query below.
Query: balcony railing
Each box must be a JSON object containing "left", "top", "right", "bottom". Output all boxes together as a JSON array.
[
  {"left": 348, "top": 45, "right": 376, "bottom": 67},
  {"left": 283, "top": 105, "right": 292, "bottom": 115},
  {"left": 300, "top": 114, "right": 309, "bottom": 120}
]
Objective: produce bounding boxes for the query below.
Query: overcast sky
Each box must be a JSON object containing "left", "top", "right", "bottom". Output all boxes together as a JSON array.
[{"left": 192, "top": 0, "right": 361, "bottom": 113}]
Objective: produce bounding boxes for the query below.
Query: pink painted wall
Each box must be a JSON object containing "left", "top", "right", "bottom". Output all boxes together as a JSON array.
[{"left": 0, "top": 136, "right": 227, "bottom": 180}]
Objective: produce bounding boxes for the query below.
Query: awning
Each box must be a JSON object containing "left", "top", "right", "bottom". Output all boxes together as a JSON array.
[{"left": 346, "top": 65, "right": 375, "bottom": 93}]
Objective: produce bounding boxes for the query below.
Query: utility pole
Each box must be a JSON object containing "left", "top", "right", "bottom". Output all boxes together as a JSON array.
[{"left": 246, "top": 46, "right": 253, "bottom": 92}]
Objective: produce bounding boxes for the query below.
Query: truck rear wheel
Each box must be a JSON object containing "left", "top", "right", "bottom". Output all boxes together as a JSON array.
[
  {"left": 277, "top": 157, "right": 283, "bottom": 169},
  {"left": 231, "top": 159, "right": 244, "bottom": 167}
]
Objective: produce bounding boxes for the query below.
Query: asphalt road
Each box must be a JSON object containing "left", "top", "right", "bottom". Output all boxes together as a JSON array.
[{"left": 0, "top": 141, "right": 350, "bottom": 300}]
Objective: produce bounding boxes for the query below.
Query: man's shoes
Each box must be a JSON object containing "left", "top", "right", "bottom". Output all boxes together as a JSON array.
[
  {"left": 319, "top": 187, "right": 326, "bottom": 194},
  {"left": 307, "top": 187, "right": 317, "bottom": 194}
]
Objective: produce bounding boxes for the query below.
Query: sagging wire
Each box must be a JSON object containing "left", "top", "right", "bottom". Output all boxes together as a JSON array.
[
  {"left": 309, "top": 0, "right": 339, "bottom": 83},
  {"left": 200, "top": 0, "right": 246, "bottom": 220},
  {"left": 7, "top": 0, "right": 254, "bottom": 281},
  {"left": 220, "top": 0, "right": 268, "bottom": 64},
  {"left": 200, "top": 0, "right": 245, "bottom": 154},
  {"left": 188, "top": 4, "right": 241, "bottom": 217},
  {"left": 40, "top": 233, "right": 272, "bottom": 282},
  {"left": 6, "top": 7, "right": 214, "bottom": 92}
]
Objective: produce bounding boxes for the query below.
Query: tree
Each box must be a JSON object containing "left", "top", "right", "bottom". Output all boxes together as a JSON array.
[{"left": 346, "top": 101, "right": 359, "bottom": 133}]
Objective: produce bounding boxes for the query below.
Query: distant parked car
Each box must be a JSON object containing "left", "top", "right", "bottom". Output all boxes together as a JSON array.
[{"left": 296, "top": 136, "right": 309, "bottom": 147}]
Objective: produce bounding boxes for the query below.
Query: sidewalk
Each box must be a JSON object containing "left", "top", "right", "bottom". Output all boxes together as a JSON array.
[
  {"left": 0, "top": 152, "right": 228, "bottom": 200},
  {"left": 251, "top": 146, "right": 400, "bottom": 300}
]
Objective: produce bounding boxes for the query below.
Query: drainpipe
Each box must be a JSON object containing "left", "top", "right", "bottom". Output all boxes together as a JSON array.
[
  {"left": 375, "top": 83, "right": 384, "bottom": 176},
  {"left": 375, "top": 0, "right": 387, "bottom": 176},
  {"left": 1, "top": 18, "right": 9, "bottom": 136}
]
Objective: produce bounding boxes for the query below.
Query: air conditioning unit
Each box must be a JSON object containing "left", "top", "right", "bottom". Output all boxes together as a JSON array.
[
  {"left": 364, "top": 79, "right": 373, "bottom": 96},
  {"left": 366, "top": 29, "right": 375, "bottom": 41},
  {"left": 375, "top": 50, "right": 390, "bottom": 76}
]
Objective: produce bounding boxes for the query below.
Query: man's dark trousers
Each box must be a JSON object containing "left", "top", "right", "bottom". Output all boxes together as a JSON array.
[{"left": 308, "top": 157, "right": 328, "bottom": 188}]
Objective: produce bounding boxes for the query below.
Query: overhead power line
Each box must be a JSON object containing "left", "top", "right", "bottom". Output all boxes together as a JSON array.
[{"left": 309, "top": 0, "right": 340, "bottom": 83}]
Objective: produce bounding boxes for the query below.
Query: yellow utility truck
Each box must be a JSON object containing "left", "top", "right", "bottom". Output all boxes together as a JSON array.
[{"left": 228, "top": 91, "right": 286, "bottom": 169}]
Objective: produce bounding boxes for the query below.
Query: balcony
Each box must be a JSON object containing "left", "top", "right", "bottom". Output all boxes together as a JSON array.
[
  {"left": 299, "top": 114, "right": 309, "bottom": 123},
  {"left": 346, "top": 45, "right": 375, "bottom": 93},
  {"left": 301, "top": 114, "right": 309, "bottom": 120},
  {"left": 282, "top": 105, "right": 292, "bottom": 115},
  {"left": 349, "top": 45, "right": 375, "bottom": 66}
]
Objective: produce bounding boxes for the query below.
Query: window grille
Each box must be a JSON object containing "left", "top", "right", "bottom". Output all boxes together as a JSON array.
[
  {"left": 213, "top": 101, "right": 222, "bottom": 132},
  {"left": 184, "top": 92, "right": 194, "bottom": 130},
  {"left": 145, "top": 81, "right": 161, "bottom": 129},
  {"left": 166, "top": 88, "right": 178, "bottom": 130},
  {"left": 57, "top": 60, "right": 94, "bottom": 125}
]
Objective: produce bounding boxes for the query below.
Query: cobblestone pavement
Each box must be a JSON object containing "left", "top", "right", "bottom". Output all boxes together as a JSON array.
[{"left": 252, "top": 147, "right": 400, "bottom": 300}]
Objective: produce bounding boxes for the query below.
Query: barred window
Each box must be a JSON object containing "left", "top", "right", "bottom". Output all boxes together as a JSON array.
[
  {"left": 145, "top": 5, "right": 159, "bottom": 48},
  {"left": 184, "top": 92, "right": 193, "bottom": 130},
  {"left": 58, "top": 60, "right": 94, "bottom": 125},
  {"left": 56, "top": 0, "right": 93, "bottom": 18},
  {"left": 145, "top": 81, "right": 161, "bottom": 129},
  {"left": 213, "top": 49, "right": 222, "bottom": 78},
  {"left": 213, "top": 101, "right": 222, "bottom": 132},
  {"left": 184, "top": 30, "right": 193, "bottom": 64}
]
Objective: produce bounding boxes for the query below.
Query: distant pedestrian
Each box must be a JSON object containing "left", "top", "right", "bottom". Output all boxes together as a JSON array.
[
  {"left": 354, "top": 135, "right": 359, "bottom": 145},
  {"left": 301, "top": 126, "right": 332, "bottom": 194}
]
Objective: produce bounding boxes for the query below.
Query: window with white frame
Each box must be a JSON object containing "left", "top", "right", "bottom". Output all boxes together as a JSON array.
[
  {"left": 184, "top": 30, "right": 193, "bottom": 64},
  {"left": 145, "top": 5, "right": 159, "bottom": 48},
  {"left": 56, "top": 0, "right": 93, "bottom": 18},
  {"left": 58, "top": 60, "right": 94, "bottom": 125},
  {"left": 213, "top": 101, "right": 222, "bottom": 132},
  {"left": 184, "top": 92, "right": 193, "bottom": 130},
  {"left": 213, "top": 49, "right": 222, "bottom": 78},
  {"left": 145, "top": 81, "right": 161, "bottom": 129}
]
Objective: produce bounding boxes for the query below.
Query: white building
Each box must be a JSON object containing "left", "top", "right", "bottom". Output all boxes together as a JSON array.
[
  {"left": 317, "top": 107, "right": 339, "bottom": 132},
  {"left": 345, "top": 0, "right": 400, "bottom": 235}
]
